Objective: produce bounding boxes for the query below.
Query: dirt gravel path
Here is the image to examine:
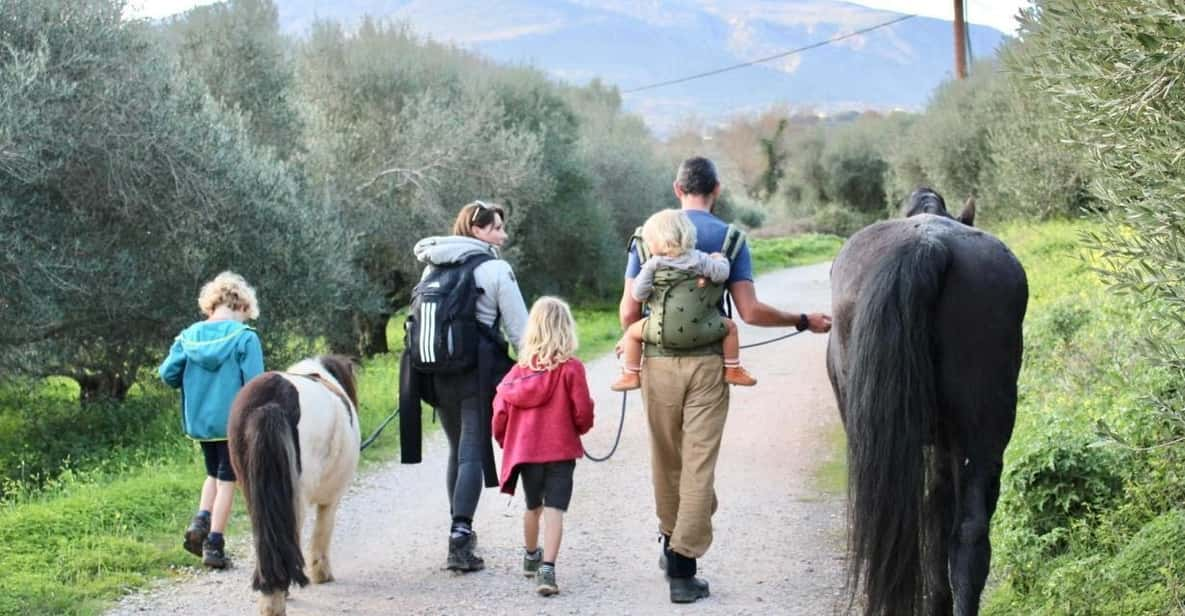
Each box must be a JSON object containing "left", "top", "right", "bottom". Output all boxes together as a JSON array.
[{"left": 109, "top": 262, "right": 847, "bottom": 615}]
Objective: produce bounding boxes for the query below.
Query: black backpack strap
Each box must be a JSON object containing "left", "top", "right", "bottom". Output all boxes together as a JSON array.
[
  {"left": 462, "top": 251, "right": 497, "bottom": 325},
  {"left": 458, "top": 251, "right": 495, "bottom": 275}
]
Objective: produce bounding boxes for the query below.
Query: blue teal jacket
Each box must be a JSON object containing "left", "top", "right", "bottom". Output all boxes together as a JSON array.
[{"left": 158, "top": 320, "right": 265, "bottom": 441}]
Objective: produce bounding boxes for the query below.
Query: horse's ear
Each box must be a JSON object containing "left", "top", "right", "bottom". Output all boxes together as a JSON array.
[{"left": 958, "top": 197, "right": 976, "bottom": 227}]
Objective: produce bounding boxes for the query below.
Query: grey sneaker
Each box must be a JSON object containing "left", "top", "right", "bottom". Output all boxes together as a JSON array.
[
  {"left": 201, "top": 538, "right": 230, "bottom": 569},
  {"left": 183, "top": 515, "right": 210, "bottom": 557},
  {"left": 446, "top": 532, "right": 485, "bottom": 572},
  {"left": 523, "top": 548, "right": 543, "bottom": 577},
  {"left": 536, "top": 565, "right": 559, "bottom": 596}
]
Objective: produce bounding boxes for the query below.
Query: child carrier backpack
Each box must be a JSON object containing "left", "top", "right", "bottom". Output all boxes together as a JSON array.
[
  {"left": 632, "top": 224, "right": 747, "bottom": 350},
  {"left": 405, "top": 253, "right": 494, "bottom": 374}
]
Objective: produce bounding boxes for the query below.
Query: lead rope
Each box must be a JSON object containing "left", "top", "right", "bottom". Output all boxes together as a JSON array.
[{"left": 583, "top": 390, "right": 629, "bottom": 462}]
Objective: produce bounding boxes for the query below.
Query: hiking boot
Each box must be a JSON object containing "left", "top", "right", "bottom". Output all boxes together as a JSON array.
[
  {"left": 183, "top": 515, "right": 210, "bottom": 557},
  {"left": 201, "top": 538, "right": 230, "bottom": 569},
  {"left": 536, "top": 565, "right": 559, "bottom": 596},
  {"left": 724, "top": 365, "right": 757, "bottom": 386},
  {"left": 446, "top": 532, "right": 485, "bottom": 572},
  {"left": 669, "top": 576, "right": 711, "bottom": 603},
  {"left": 523, "top": 548, "right": 543, "bottom": 577},
  {"left": 610, "top": 371, "right": 641, "bottom": 392}
]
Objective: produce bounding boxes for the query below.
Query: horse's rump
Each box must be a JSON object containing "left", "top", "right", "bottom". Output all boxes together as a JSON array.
[{"left": 828, "top": 212, "right": 1027, "bottom": 615}]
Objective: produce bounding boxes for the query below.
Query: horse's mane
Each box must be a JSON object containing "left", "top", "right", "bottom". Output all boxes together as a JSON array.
[{"left": 289, "top": 355, "right": 359, "bottom": 407}]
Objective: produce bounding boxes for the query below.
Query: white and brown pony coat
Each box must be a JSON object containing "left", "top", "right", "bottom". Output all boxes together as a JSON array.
[{"left": 228, "top": 355, "right": 361, "bottom": 616}]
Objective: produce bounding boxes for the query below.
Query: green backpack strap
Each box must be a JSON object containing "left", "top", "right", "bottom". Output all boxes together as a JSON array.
[
  {"left": 719, "top": 224, "right": 746, "bottom": 319},
  {"left": 721, "top": 224, "right": 747, "bottom": 262},
  {"left": 630, "top": 225, "right": 650, "bottom": 262}
]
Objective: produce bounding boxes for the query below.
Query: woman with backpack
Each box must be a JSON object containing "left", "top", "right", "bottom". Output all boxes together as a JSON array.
[{"left": 399, "top": 200, "right": 529, "bottom": 572}]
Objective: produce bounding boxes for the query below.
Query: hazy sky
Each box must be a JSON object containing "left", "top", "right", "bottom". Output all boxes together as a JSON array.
[{"left": 124, "top": 0, "right": 1031, "bottom": 34}]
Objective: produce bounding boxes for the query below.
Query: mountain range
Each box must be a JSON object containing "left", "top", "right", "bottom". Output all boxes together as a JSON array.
[{"left": 272, "top": 0, "right": 1009, "bottom": 134}]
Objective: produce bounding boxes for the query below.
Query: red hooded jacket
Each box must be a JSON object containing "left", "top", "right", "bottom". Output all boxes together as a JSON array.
[{"left": 492, "top": 358, "right": 595, "bottom": 495}]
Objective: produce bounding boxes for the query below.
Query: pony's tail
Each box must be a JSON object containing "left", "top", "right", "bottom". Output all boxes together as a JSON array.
[
  {"left": 844, "top": 236, "right": 950, "bottom": 616},
  {"left": 230, "top": 401, "right": 309, "bottom": 594}
]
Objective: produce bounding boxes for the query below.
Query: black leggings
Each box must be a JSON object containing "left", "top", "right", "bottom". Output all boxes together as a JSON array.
[{"left": 437, "top": 396, "right": 484, "bottom": 521}]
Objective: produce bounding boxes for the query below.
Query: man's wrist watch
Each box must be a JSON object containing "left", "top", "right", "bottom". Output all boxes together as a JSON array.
[{"left": 796, "top": 313, "right": 809, "bottom": 332}]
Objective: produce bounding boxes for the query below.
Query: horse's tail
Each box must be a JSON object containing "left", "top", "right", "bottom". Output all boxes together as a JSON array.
[
  {"left": 228, "top": 376, "right": 309, "bottom": 594},
  {"left": 844, "top": 235, "right": 950, "bottom": 616}
]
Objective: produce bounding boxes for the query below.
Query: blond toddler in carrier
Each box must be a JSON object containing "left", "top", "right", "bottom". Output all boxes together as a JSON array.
[{"left": 611, "top": 209, "right": 756, "bottom": 392}]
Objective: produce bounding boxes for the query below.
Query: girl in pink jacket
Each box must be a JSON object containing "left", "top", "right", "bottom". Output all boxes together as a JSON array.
[{"left": 493, "top": 296, "right": 595, "bottom": 597}]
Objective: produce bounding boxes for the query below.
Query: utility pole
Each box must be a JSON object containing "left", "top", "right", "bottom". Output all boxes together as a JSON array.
[{"left": 953, "top": 0, "right": 967, "bottom": 79}]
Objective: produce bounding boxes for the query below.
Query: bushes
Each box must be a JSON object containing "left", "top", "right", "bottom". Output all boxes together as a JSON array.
[
  {"left": 998, "top": 424, "right": 1124, "bottom": 578},
  {"left": 989, "top": 509, "right": 1185, "bottom": 616},
  {"left": 0, "top": 380, "right": 185, "bottom": 499},
  {"left": 983, "top": 221, "right": 1185, "bottom": 613},
  {"left": 809, "top": 203, "right": 877, "bottom": 236}
]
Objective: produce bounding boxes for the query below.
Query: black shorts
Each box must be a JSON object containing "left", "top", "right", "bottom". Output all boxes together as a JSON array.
[
  {"left": 200, "top": 440, "right": 236, "bottom": 482},
  {"left": 519, "top": 460, "right": 576, "bottom": 511}
]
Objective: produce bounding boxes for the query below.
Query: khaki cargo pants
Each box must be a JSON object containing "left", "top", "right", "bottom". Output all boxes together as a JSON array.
[{"left": 641, "top": 354, "right": 729, "bottom": 559}]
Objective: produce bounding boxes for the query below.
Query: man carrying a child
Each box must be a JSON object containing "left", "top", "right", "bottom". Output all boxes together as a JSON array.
[{"left": 618, "top": 156, "right": 832, "bottom": 603}]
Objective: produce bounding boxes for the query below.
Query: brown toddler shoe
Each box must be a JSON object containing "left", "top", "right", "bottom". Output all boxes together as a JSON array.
[
  {"left": 724, "top": 365, "right": 757, "bottom": 386},
  {"left": 610, "top": 371, "right": 641, "bottom": 392}
]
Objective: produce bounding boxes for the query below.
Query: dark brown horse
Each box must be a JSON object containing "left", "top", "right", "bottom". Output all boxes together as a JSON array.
[{"left": 827, "top": 188, "right": 1028, "bottom": 616}]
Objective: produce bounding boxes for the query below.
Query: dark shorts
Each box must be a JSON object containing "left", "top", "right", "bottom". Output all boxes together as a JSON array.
[
  {"left": 200, "top": 440, "right": 236, "bottom": 482},
  {"left": 519, "top": 460, "right": 576, "bottom": 511}
]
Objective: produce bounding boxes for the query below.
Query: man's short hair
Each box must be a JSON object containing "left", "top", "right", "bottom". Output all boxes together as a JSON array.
[{"left": 675, "top": 157, "right": 719, "bottom": 196}]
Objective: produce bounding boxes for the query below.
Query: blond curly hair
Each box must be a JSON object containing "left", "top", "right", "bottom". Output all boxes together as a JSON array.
[
  {"left": 518, "top": 296, "right": 578, "bottom": 371},
  {"left": 198, "top": 271, "right": 260, "bottom": 319},
  {"left": 641, "top": 209, "right": 697, "bottom": 257}
]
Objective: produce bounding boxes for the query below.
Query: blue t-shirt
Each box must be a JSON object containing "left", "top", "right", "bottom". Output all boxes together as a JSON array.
[{"left": 625, "top": 209, "right": 753, "bottom": 284}]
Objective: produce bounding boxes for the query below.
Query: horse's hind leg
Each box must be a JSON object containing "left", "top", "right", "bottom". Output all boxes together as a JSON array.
[
  {"left": 308, "top": 501, "right": 339, "bottom": 583},
  {"left": 925, "top": 447, "right": 956, "bottom": 616},
  {"left": 949, "top": 458, "right": 1001, "bottom": 616}
]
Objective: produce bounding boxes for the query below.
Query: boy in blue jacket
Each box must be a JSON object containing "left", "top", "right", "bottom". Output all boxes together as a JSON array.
[{"left": 159, "top": 271, "right": 264, "bottom": 568}]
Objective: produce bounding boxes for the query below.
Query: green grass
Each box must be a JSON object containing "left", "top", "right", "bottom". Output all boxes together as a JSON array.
[
  {"left": 0, "top": 339, "right": 427, "bottom": 616},
  {"left": 811, "top": 424, "right": 847, "bottom": 496},
  {"left": 749, "top": 233, "right": 844, "bottom": 274},
  {"left": 0, "top": 232, "right": 841, "bottom": 615},
  {"left": 572, "top": 305, "right": 622, "bottom": 360}
]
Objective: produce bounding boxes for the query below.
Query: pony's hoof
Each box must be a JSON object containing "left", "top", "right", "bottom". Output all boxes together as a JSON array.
[
  {"left": 258, "top": 593, "right": 287, "bottom": 616},
  {"left": 310, "top": 561, "right": 334, "bottom": 584}
]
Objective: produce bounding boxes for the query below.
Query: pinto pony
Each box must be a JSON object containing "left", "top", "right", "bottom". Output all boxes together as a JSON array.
[
  {"left": 227, "top": 355, "right": 361, "bottom": 616},
  {"left": 827, "top": 188, "right": 1028, "bottom": 616}
]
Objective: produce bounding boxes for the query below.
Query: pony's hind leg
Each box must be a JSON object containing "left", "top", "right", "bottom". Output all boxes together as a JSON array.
[
  {"left": 948, "top": 458, "right": 1001, "bottom": 616},
  {"left": 308, "top": 501, "right": 340, "bottom": 583},
  {"left": 258, "top": 591, "right": 286, "bottom": 616}
]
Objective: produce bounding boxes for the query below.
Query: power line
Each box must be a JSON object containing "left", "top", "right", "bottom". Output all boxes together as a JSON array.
[{"left": 622, "top": 13, "right": 918, "bottom": 94}]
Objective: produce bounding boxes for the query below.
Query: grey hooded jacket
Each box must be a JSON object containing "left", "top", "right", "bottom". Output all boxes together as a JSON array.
[{"left": 413, "top": 235, "right": 529, "bottom": 350}]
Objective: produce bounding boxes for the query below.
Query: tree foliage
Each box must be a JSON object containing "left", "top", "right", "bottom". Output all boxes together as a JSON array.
[
  {"left": 0, "top": 0, "right": 350, "bottom": 399},
  {"left": 1009, "top": 0, "right": 1185, "bottom": 364}
]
